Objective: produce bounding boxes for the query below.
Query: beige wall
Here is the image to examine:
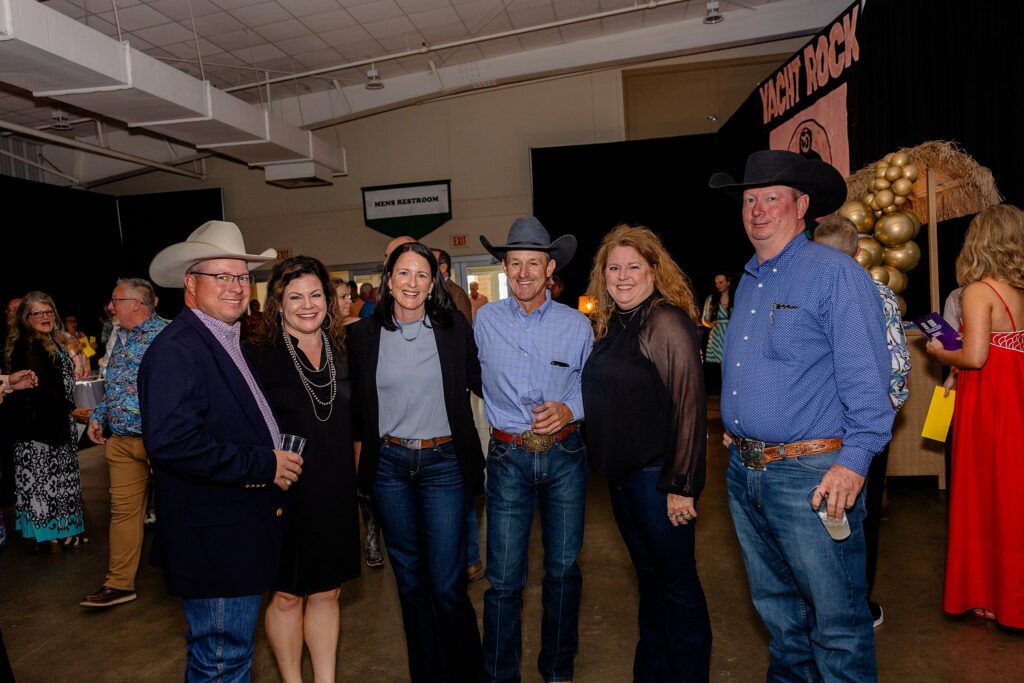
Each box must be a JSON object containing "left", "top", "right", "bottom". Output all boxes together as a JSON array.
[{"left": 101, "top": 38, "right": 802, "bottom": 270}]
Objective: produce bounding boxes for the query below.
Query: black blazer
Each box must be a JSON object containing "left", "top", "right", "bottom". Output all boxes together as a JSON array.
[
  {"left": 8, "top": 337, "right": 74, "bottom": 446},
  {"left": 139, "top": 307, "right": 282, "bottom": 598},
  {"left": 347, "top": 312, "right": 484, "bottom": 496}
]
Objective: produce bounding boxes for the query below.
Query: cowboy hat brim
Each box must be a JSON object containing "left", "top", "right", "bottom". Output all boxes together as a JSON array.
[
  {"left": 149, "top": 240, "right": 277, "bottom": 288},
  {"left": 480, "top": 233, "right": 577, "bottom": 272},
  {"left": 709, "top": 154, "right": 847, "bottom": 220}
]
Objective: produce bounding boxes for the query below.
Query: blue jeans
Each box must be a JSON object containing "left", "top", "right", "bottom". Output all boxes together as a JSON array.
[
  {"left": 372, "top": 441, "right": 482, "bottom": 683},
  {"left": 181, "top": 595, "right": 261, "bottom": 683},
  {"left": 467, "top": 500, "right": 482, "bottom": 566},
  {"left": 482, "top": 431, "right": 587, "bottom": 683},
  {"left": 609, "top": 462, "right": 711, "bottom": 683},
  {"left": 726, "top": 445, "right": 876, "bottom": 682}
]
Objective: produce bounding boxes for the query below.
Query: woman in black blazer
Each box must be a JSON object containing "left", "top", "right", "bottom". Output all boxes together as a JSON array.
[{"left": 348, "top": 242, "right": 483, "bottom": 683}]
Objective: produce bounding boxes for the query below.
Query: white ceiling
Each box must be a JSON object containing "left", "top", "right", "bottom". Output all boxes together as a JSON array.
[{"left": 0, "top": 0, "right": 854, "bottom": 186}]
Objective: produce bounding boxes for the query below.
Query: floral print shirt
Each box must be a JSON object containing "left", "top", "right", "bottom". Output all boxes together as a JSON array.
[{"left": 91, "top": 314, "right": 168, "bottom": 436}]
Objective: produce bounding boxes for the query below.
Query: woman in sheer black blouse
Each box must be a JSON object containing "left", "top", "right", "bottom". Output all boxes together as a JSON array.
[{"left": 581, "top": 225, "right": 711, "bottom": 682}]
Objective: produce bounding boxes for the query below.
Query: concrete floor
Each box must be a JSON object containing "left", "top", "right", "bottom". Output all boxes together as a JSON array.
[{"left": 1, "top": 401, "right": 1021, "bottom": 682}]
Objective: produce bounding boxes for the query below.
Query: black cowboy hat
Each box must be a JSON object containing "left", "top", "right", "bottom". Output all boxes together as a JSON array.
[
  {"left": 480, "top": 217, "right": 576, "bottom": 272},
  {"left": 709, "top": 150, "right": 848, "bottom": 220}
]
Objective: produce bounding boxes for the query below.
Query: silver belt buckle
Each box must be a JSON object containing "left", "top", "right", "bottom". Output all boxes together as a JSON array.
[
  {"left": 519, "top": 430, "right": 554, "bottom": 453},
  {"left": 398, "top": 438, "right": 422, "bottom": 450},
  {"left": 739, "top": 438, "right": 767, "bottom": 471}
]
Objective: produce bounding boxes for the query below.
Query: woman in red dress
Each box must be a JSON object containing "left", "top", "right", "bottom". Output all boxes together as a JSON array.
[{"left": 926, "top": 203, "right": 1024, "bottom": 628}]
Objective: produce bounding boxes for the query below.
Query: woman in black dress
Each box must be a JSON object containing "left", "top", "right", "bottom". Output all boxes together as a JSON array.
[
  {"left": 581, "top": 225, "right": 712, "bottom": 682},
  {"left": 247, "top": 256, "right": 360, "bottom": 683}
]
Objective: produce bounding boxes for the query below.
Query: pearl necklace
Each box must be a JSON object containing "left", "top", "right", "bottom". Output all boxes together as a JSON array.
[
  {"left": 396, "top": 317, "right": 425, "bottom": 342},
  {"left": 282, "top": 327, "right": 336, "bottom": 422}
]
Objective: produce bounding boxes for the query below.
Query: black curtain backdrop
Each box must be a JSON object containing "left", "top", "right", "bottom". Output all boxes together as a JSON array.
[
  {"left": 535, "top": 0, "right": 1024, "bottom": 319},
  {"left": 1, "top": 179, "right": 222, "bottom": 335},
  {"left": 532, "top": 134, "right": 743, "bottom": 309}
]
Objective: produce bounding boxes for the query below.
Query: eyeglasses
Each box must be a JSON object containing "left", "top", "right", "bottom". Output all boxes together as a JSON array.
[
  {"left": 28, "top": 310, "right": 56, "bottom": 320},
  {"left": 109, "top": 297, "right": 138, "bottom": 305},
  {"left": 188, "top": 272, "right": 254, "bottom": 286}
]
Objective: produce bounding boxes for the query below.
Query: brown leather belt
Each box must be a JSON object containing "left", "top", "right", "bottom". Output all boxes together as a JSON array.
[
  {"left": 735, "top": 437, "right": 842, "bottom": 471},
  {"left": 491, "top": 424, "right": 578, "bottom": 453},
  {"left": 382, "top": 435, "right": 454, "bottom": 450}
]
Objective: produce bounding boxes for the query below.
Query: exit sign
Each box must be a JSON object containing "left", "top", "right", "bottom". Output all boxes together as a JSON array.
[
  {"left": 451, "top": 234, "right": 467, "bottom": 248},
  {"left": 275, "top": 248, "right": 291, "bottom": 260}
]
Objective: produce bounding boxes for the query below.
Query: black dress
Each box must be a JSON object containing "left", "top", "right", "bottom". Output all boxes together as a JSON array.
[{"left": 247, "top": 334, "right": 360, "bottom": 594}]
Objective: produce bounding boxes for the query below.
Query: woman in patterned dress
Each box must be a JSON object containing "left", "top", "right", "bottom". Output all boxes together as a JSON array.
[
  {"left": 5, "top": 291, "right": 88, "bottom": 547},
  {"left": 701, "top": 273, "right": 734, "bottom": 395}
]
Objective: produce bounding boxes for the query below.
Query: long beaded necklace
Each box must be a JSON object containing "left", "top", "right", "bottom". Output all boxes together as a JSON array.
[{"left": 282, "top": 326, "right": 337, "bottom": 422}]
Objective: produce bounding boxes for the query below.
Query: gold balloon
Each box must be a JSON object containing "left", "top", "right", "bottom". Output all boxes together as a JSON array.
[
  {"left": 891, "top": 177, "right": 913, "bottom": 197},
  {"left": 884, "top": 165, "right": 903, "bottom": 182},
  {"left": 869, "top": 265, "right": 890, "bottom": 285},
  {"left": 858, "top": 237, "right": 884, "bottom": 267},
  {"left": 838, "top": 201, "right": 876, "bottom": 234},
  {"left": 885, "top": 267, "right": 907, "bottom": 293},
  {"left": 883, "top": 205, "right": 899, "bottom": 214},
  {"left": 875, "top": 212, "right": 916, "bottom": 246},
  {"left": 873, "top": 177, "right": 891, "bottom": 191},
  {"left": 895, "top": 295, "right": 907, "bottom": 316},
  {"left": 891, "top": 151, "right": 909, "bottom": 167},
  {"left": 874, "top": 164, "right": 888, "bottom": 179},
  {"left": 875, "top": 189, "right": 895, "bottom": 209},
  {"left": 883, "top": 241, "right": 921, "bottom": 272},
  {"left": 894, "top": 195, "right": 907, "bottom": 205},
  {"left": 874, "top": 209, "right": 883, "bottom": 218},
  {"left": 902, "top": 164, "right": 919, "bottom": 182},
  {"left": 855, "top": 249, "right": 873, "bottom": 269},
  {"left": 884, "top": 153, "right": 895, "bottom": 163},
  {"left": 907, "top": 211, "right": 922, "bottom": 237}
]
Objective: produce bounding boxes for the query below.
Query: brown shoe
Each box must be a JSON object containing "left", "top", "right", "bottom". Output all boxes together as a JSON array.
[{"left": 80, "top": 586, "right": 137, "bottom": 608}]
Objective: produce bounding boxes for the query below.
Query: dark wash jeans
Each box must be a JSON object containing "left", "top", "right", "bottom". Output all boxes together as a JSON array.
[
  {"left": 372, "top": 440, "right": 482, "bottom": 683},
  {"left": 481, "top": 430, "right": 587, "bottom": 683},
  {"left": 181, "top": 594, "right": 261, "bottom": 683},
  {"left": 609, "top": 462, "right": 711, "bottom": 682},
  {"left": 726, "top": 445, "right": 876, "bottom": 683}
]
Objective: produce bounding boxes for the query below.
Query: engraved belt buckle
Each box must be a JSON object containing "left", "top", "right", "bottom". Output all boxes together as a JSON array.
[
  {"left": 520, "top": 430, "right": 554, "bottom": 453},
  {"left": 398, "top": 438, "right": 422, "bottom": 450},
  {"left": 739, "top": 439, "right": 767, "bottom": 471}
]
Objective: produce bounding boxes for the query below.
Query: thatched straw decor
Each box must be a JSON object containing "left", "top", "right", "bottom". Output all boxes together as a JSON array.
[{"left": 846, "top": 141, "right": 1002, "bottom": 223}]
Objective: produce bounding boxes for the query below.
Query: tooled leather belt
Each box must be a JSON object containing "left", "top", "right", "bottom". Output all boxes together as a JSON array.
[{"left": 735, "top": 437, "right": 842, "bottom": 471}]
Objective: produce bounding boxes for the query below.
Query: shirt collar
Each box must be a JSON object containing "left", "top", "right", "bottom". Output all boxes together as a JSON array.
[
  {"left": 191, "top": 307, "right": 241, "bottom": 343},
  {"left": 744, "top": 232, "right": 808, "bottom": 277},
  {"left": 506, "top": 290, "right": 552, "bottom": 320}
]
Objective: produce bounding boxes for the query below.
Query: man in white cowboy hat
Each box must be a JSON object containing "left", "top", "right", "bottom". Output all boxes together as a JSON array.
[
  {"left": 710, "top": 151, "right": 893, "bottom": 681},
  {"left": 138, "top": 220, "right": 304, "bottom": 682},
  {"left": 475, "top": 216, "right": 593, "bottom": 683}
]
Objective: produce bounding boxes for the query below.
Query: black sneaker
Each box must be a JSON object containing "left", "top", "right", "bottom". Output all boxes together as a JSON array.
[
  {"left": 869, "top": 601, "right": 884, "bottom": 628},
  {"left": 80, "top": 586, "right": 137, "bottom": 608}
]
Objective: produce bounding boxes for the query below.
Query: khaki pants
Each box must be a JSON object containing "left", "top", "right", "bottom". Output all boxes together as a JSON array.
[{"left": 105, "top": 435, "right": 149, "bottom": 590}]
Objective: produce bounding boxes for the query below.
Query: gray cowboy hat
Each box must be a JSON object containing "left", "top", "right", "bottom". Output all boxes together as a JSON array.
[
  {"left": 709, "top": 150, "right": 847, "bottom": 220},
  {"left": 480, "top": 217, "right": 576, "bottom": 272},
  {"left": 149, "top": 220, "right": 277, "bottom": 288}
]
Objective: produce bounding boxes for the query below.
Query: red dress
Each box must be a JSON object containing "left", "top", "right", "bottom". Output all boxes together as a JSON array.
[{"left": 944, "top": 283, "right": 1024, "bottom": 628}]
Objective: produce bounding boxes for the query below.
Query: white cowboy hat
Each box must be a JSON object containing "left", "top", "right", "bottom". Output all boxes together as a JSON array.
[{"left": 149, "top": 220, "right": 277, "bottom": 288}]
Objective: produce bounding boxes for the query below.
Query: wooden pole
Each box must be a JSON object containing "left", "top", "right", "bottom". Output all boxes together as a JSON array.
[{"left": 927, "top": 169, "right": 940, "bottom": 312}]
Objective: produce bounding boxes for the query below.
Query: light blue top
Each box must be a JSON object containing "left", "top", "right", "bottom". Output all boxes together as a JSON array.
[
  {"left": 376, "top": 316, "right": 451, "bottom": 439},
  {"left": 474, "top": 291, "right": 593, "bottom": 433},
  {"left": 721, "top": 234, "right": 893, "bottom": 476}
]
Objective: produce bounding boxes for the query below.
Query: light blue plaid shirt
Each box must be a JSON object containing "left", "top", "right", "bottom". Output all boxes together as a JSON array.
[{"left": 474, "top": 292, "right": 593, "bottom": 433}]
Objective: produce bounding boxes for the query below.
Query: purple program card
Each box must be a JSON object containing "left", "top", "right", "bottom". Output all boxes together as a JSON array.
[{"left": 914, "top": 312, "right": 963, "bottom": 350}]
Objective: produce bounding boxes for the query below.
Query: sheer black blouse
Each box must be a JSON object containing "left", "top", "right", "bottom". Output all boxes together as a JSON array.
[{"left": 582, "top": 297, "right": 706, "bottom": 497}]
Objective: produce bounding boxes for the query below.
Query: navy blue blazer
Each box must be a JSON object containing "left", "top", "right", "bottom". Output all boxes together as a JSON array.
[{"left": 139, "top": 307, "right": 282, "bottom": 598}]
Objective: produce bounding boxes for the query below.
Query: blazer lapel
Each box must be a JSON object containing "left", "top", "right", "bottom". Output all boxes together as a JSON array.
[
  {"left": 179, "top": 309, "right": 273, "bottom": 446},
  {"left": 432, "top": 320, "right": 456, "bottom": 406}
]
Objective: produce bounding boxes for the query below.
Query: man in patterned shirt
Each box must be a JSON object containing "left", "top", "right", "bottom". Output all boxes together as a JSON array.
[
  {"left": 80, "top": 278, "right": 167, "bottom": 609},
  {"left": 814, "top": 215, "right": 911, "bottom": 629},
  {"left": 711, "top": 151, "right": 893, "bottom": 681}
]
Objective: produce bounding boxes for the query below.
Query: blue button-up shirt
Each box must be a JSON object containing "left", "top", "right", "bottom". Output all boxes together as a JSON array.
[
  {"left": 475, "top": 292, "right": 593, "bottom": 433},
  {"left": 721, "top": 234, "right": 893, "bottom": 476},
  {"left": 92, "top": 314, "right": 168, "bottom": 436}
]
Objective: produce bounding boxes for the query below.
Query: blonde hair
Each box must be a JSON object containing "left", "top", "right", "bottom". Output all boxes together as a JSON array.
[
  {"left": 4, "top": 290, "right": 66, "bottom": 368},
  {"left": 586, "top": 224, "right": 699, "bottom": 341},
  {"left": 955, "top": 204, "right": 1024, "bottom": 289}
]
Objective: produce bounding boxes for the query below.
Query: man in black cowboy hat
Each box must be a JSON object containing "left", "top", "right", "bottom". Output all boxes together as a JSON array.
[
  {"left": 711, "top": 151, "right": 893, "bottom": 681},
  {"left": 475, "top": 217, "right": 593, "bottom": 683}
]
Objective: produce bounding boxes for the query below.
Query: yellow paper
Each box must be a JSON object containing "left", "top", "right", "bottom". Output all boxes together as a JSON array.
[{"left": 921, "top": 386, "right": 956, "bottom": 442}]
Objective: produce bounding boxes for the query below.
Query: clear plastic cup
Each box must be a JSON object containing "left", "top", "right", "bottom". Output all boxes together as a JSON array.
[
  {"left": 812, "top": 493, "right": 850, "bottom": 541},
  {"left": 280, "top": 434, "right": 307, "bottom": 455},
  {"left": 520, "top": 389, "right": 544, "bottom": 411}
]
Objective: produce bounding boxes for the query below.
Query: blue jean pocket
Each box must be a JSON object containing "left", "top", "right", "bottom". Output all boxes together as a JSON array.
[
  {"left": 486, "top": 440, "right": 510, "bottom": 461},
  {"left": 790, "top": 451, "right": 836, "bottom": 474}
]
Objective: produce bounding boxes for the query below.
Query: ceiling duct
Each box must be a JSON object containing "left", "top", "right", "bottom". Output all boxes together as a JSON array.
[{"left": 0, "top": 0, "right": 345, "bottom": 186}]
